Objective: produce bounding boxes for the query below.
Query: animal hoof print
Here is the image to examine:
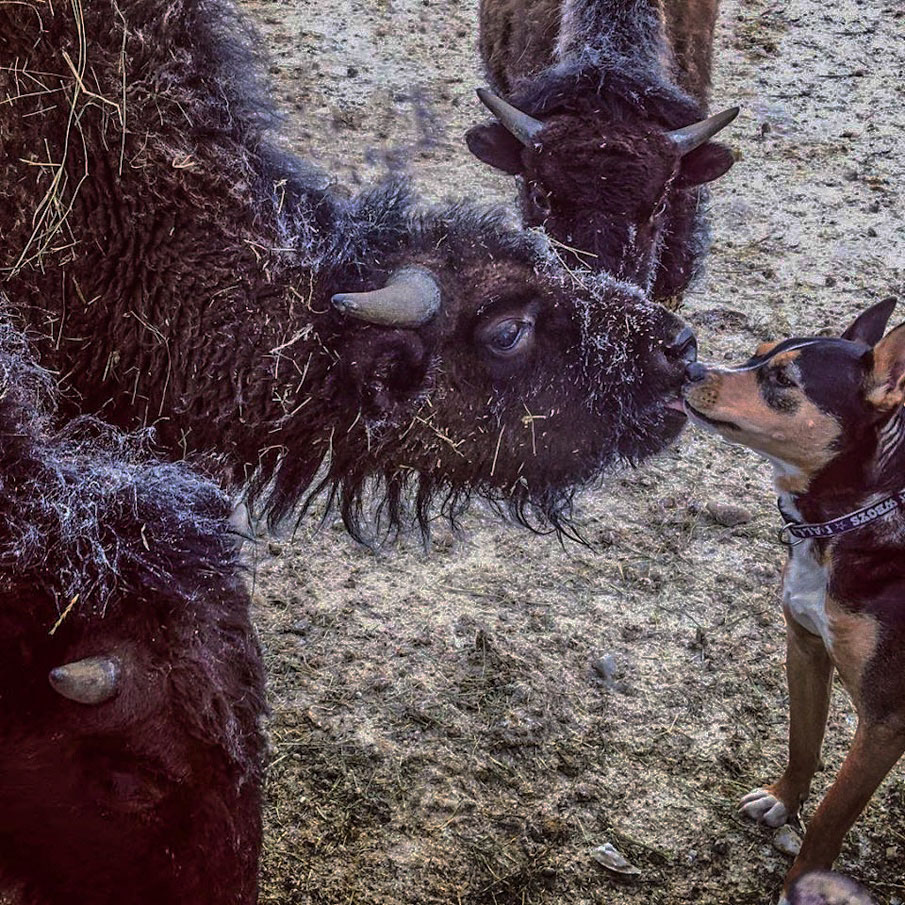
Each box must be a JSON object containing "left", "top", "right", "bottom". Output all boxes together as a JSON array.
[{"left": 739, "top": 788, "right": 790, "bottom": 827}]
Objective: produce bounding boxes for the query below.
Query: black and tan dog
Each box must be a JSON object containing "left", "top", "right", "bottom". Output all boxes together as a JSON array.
[{"left": 682, "top": 298, "right": 904, "bottom": 902}]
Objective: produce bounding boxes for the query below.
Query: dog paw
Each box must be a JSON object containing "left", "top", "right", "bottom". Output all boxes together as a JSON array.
[
  {"left": 739, "top": 788, "right": 790, "bottom": 827},
  {"left": 777, "top": 896, "right": 789, "bottom": 905}
]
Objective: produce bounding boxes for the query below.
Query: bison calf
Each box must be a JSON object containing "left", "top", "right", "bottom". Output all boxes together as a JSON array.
[
  {"left": 0, "top": 312, "right": 265, "bottom": 905},
  {"left": 468, "top": 0, "right": 739, "bottom": 305}
]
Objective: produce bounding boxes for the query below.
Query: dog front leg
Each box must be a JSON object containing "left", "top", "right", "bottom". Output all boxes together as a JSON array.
[
  {"left": 741, "top": 608, "right": 833, "bottom": 826},
  {"left": 782, "top": 718, "right": 905, "bottom": 894}
]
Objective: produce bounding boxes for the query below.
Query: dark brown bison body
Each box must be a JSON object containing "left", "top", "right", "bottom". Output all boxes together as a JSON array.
[
  {"left": 0, "top": 0, "right": 694, "bottom": 541},
  {"left": 0, "top": 316, "right": 265, "bottom": 904},
  {"left": 468, "top": 0, "right": 737, "bottom": 304}
]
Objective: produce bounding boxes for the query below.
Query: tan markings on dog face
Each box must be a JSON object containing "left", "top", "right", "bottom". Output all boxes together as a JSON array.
[
  {"left": 685, "top": 355, "right": 841, "bottom": 485},
  {"left": 755, "top": 340, "right": 779, "bottom": 357},
  {"left": 825, "top": 594, "right": 879, "bottom": 706}
]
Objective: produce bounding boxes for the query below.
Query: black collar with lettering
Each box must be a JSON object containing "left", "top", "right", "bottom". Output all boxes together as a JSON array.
[{"left": 777, "top": 491, "right": 905, "bottom": 545}]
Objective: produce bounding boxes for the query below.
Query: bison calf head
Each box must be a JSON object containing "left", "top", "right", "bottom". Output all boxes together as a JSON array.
[
  {"left": 466, "top": 89, "right": 737, "bottom": 295},
  {"left": 0, "top": 567, "right": 263, "bottom": 905}
]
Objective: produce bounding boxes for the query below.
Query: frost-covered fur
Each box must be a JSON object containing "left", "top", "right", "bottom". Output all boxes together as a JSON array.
[
  {"left": 0, "top": 310, "right": 265, "bottom": 905},
  {"left": 0, "top": 0, "right": 689, "bottom": 542},
  {"left": 469, "top": 0, "right": 734, "bottom": 302}
]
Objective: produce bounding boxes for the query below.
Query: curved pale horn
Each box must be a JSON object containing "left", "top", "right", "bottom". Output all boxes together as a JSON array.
[
  {"left": 476, "top": 88, "right": 545, "bottom": 147},
  {"left": 332, "top": 266, "right": 441, "bottom": 328},
  {"left": 49, "top": 656, "right": 121, "bottom": 705},
  {"left": 666, "top": 106, "right": 740, "bottom": 155}
]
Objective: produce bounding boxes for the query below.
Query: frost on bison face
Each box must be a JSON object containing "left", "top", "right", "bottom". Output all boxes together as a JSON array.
[{"left": 0, "top": 0, "right": 694, "bottom": 541}]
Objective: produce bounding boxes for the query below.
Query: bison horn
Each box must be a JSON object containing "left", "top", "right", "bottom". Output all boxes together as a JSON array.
[
  {"left": 476, "top": 88, "right": 545, "bottom": 147},
  {"left": 666, "top": 106, "right": 740, "bottom": 155},
  {"left": 332, "top": 266, "right": 441, "bottom": 327},
  {"left": 49, "top": 656, "right": 121, "bottom": 705}
]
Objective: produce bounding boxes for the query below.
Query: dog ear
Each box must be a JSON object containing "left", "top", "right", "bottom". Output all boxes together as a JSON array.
[
  {"left": 842, "top": 297, "right": 897, "bottom": 345},
  {"left": 465, "top": 122, "right": 526, "bottom": 174},
  {"left": 677, "top": 142, "right": 735, "bottom": 187},
  {"left": 868, "top": 319, "right": 905, "bottom": 411}
]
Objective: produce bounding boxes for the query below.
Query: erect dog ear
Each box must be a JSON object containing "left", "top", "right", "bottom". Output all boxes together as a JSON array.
[
  {"left": 867, "top": 318, "right": 905, "bottom": 412},
  {"left": 465, "top": 122, "right": 526, "bottom": 174},
  {"left": 842, "top": 297, "right": 897, "bottom": 345},
  {"left": 677, "top": 142, "right": 735, "bottom": 187},
  {"left": 343, "top": 330, "right": 429, "bottom": 416}
]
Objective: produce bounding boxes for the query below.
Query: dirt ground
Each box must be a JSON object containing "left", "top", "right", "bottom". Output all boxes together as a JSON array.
[{"left": 235, "top": 0, "right": 905, "bottom": 902}]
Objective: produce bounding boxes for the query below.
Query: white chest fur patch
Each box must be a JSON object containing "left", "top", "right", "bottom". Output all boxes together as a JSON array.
[{"left": 783, "top": 539, "right": 831, "bottom": 646}]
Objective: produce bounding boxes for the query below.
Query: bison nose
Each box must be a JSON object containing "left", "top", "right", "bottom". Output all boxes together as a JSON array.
[
  {"left": 665, "top": 325, "right": 697, "bottom": 365},
  {"left": 685, "top": 361, "right": 708, "bottom": 383}
]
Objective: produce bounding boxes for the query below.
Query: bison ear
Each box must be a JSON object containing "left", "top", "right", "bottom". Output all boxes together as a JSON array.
[
  {"left": 842, "top": 297, "right": 897, "bottom": 345},
  {"left": 345, "top": 330, "right": 429, "bottom": 416},
  {"left": 465, "top": 122, "right": 526, "bottom": 174},
  {"left": 867, "top": 317, "right": 905, "bottom": 412},
  {"left": 677, "top": 142, "right": 735, "bottom": 187}
]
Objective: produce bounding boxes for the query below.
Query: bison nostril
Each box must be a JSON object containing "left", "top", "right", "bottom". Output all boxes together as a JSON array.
[
  {"left": 685, "top": 361, "right": 708, "bottom": 383},
  {"left": 666, "top": 326, "right": 697, "bottom": 364}
]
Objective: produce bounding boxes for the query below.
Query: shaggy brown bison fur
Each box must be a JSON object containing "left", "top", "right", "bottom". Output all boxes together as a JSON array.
[
  {"left": 467, "top": 0, "right": 738, "bottom": 304},
  {"left": 0, "top": 311, "right": 265, "bottom": 905},
  {"left": 0, "top": 0, "right": 694, "bottom": 544}
]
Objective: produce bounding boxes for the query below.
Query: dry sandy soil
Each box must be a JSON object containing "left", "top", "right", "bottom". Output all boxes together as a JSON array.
[{"left": 234, "top": 0, "right": 905, "bottom": 902}]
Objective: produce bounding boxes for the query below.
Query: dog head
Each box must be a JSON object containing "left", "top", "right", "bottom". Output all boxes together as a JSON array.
[{"left": 684, "top": 298, "right": 904, "bottom": 492}]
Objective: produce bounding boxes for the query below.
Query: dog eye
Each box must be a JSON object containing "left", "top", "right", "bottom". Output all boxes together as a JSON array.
[
  {"left": 774, "top": 368, "right": 797, "bottom": 388},
  {"left": 486, "top": 318, "right": 535, "bottom": 356}
]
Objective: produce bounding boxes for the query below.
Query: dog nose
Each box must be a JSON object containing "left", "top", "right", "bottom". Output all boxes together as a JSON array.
[
  {"left": 665, "top": 326, "right": 697, "bottom": 365},
  {"left": 685, "top": 361, "right": 708, "bottom": 383}
]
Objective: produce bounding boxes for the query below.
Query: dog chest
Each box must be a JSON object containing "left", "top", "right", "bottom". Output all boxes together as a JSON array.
[{"left": 783, "top": 539, "right": 831, "bottom": 646}]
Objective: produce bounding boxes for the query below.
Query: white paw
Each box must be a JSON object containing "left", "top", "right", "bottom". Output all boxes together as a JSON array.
[
  {"left": 777, "top": 896, "right": 790, "bottom": 905},
  {"left": 739, "top": 788, "right": 790, "bottom": 827}
]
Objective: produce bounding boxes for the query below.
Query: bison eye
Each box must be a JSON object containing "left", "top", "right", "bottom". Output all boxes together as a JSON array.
[
  {"left": 528, "top": 182, "right": 551, "bottom": 217},
  {"left": 485, "top": 317, "right": 535, "bottom": 356}
]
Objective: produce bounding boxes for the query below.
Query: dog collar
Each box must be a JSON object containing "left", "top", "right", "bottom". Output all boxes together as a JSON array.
[{"left": 777, "top": 490, "right": 905, "bottom": 545}]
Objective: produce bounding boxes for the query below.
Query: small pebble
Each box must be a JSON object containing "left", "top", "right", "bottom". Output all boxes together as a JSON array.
[
  {"left": 590, "top": 842, "right": 641, "bottom": 876},
  {"left": 706, "top": 501, "right": 753, "bottom": 527},
  {"left": 591, "top": 654, "right": 619, "bottom": 682},
  {"left": 866, "top": 226, "right": 878, "bottom": 238},
  {"left": 267, "top": 541, "right": 283, "bottom": 556},
  {"left": 773, "top": 825, "right": 802, "bottom": 857}
]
